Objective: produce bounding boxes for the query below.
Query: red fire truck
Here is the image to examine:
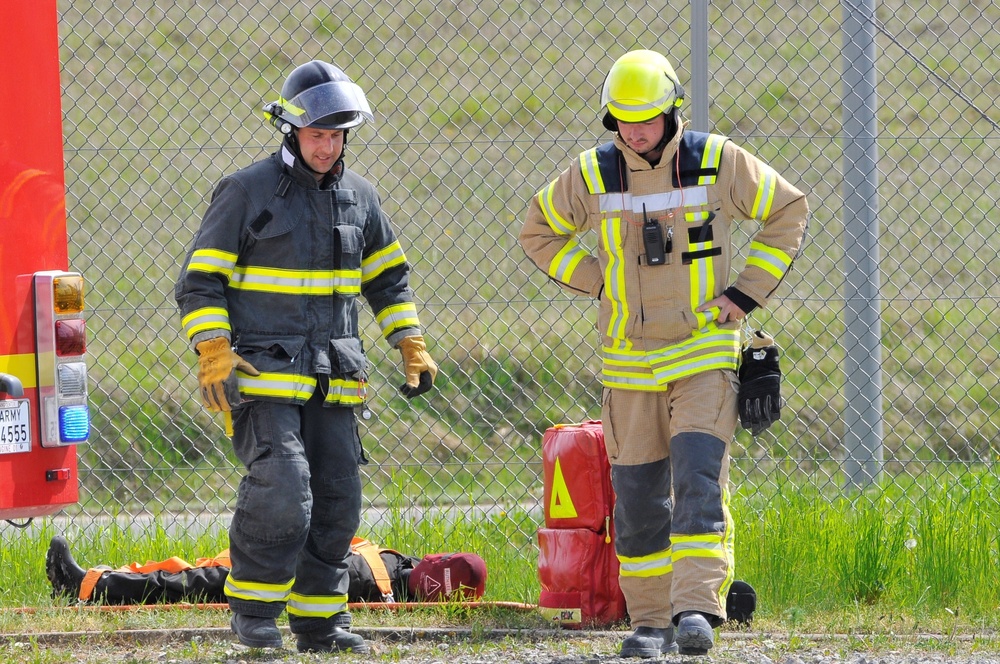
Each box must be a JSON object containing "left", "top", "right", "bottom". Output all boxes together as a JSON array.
[{"left": 0, "top": 1, "right": 90, "bottom": 522}]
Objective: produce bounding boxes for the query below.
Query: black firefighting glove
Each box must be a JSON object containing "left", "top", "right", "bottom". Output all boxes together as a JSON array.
[
  {"left": 398, "top": 335, "right": 438, "bottom": 399},
  {"left": 737, "top": 330, "right": 782, "bottom": 435},
  {"left": 195, "top": 337, "right": 260, "bottom": 412}
]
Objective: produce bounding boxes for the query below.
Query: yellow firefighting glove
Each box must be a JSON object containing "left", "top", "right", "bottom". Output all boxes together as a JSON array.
[
  {"left": 397, "top": 335, "right": 438, "bottom": 399},
  {"left": 195, "top": 337, "right": 260, "bottom": 412}
]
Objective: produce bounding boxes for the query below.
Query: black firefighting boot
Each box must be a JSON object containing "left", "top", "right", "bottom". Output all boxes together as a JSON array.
[
  {"left": 296, "top": 627, "right": 369, "bottom": 654},
  {"left": 675, "top": 611, "right": 715, "bottom": 655},
  {"left": 296, "top": 612, "right": 369, "bottom": 654},
  {"left": 619, "top": 626, "right": 678, "bottom": 658},
  {"left": 231, "top": 613, "right": 284, "bottom": 649},
  {"left": 45, "top": 536, "right": 87, "bottom": 599}
]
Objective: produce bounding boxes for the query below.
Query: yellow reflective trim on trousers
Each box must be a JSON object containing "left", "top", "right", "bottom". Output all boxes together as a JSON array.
[
  {"left": 375, "top": 302, "right": 419, "bottom": 337},
  {"left": 538, "top": 182, "right": 575, "bottom": 235},
  {"left": 750, "top": 166, "right": 778, "bottom": 221},
  {"left": 181, "top": 306, "right": 231, "bottom": 340},
  {"left": 719, "top": 485, "right": 736, "bottom": 608},
  {"left": 224, "top": 575, "right": 293, "bottom": 603},
  {"left": 239, "top": 372, "right": 318, "bottom": 401},
  {"left": 229, "top": 266, "right": 360, "bottom": 295},
  {"left": 746, "top": 240, "right": 792, "bottom": 279},
  {"left": 187, "top": 248, "right": 237, "bottom": 278},
  {"left": 362, "top": 241, "right": 406, "bottom": 283},
  {"left": 548, "top": 237, "right": 587, "bottom": 283},
  {"left": 287, "top": 592, "right": 349, "bottom": 617},
  {"left": 580, "top": 148, "right": 606, "bottom": 194},
  {"left": 671, "top": 534, "right": 726, "bottom": 561},
  {"left": 600, "top": 218, "right": 628, "bottom": 340},
  {"left": 618, "top": 549, "right": 673, "bottom": 578}
]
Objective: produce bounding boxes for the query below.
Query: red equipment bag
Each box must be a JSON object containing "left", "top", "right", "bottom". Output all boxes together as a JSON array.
[{"left": 537, "top": 420, "right": 627, "bottom": 628}]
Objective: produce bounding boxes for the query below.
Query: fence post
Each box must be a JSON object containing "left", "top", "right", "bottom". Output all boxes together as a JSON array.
[
  {"left": 840, "top": 0, "right": 884, "bottom": 490},
  {"left": 690, "top": 0, "right": 709, "bottom": 132}
]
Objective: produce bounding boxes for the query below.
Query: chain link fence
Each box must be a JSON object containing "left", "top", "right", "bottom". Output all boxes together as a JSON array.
[{"left": 49, "top": 0, "right": 998, "bottom": 555}]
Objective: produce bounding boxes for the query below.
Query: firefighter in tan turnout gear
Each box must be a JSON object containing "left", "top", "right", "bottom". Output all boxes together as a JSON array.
[
  {"left": 175, "top": 60, "right": 437, "bottom": 653},
  {"left": 520, "top": 50, "right": 808, "bottom": 656}
]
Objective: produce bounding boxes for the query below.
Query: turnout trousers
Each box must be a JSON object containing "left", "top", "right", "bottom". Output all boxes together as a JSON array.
[
  {"left": 225, "top": 385, "right": 364, "bottom": 635},
  {"left": 601, "top": 368, "right": 739, "bottom": 628}
]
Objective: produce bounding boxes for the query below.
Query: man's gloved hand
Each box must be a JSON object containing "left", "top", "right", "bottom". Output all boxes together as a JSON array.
[
  {"left": 195, "top": 337, "right": 260, "bottom": 412},
  {"left": 397, "top": 335, "right": 438, "bottom": 399},
  {"left": 737, "top": 330, "right": 782, "bottom": 435}
]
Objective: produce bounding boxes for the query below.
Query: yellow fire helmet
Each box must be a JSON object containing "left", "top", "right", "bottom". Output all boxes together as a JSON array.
[{"left": 601, "top": 50, "right": 685, "bottom": 131}]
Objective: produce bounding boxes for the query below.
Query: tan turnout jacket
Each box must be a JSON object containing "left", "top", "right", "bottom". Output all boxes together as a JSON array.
[{"left": 520, "top": 126, "right": 808, "bottom": 389}]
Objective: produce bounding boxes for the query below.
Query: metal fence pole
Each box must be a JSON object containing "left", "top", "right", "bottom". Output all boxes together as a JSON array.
[
  {"left": 690, "top": 0, "right": 709, "bottom": 132},
  {"left": 840, "top": 0, "right": 884, "bottom": 489}
]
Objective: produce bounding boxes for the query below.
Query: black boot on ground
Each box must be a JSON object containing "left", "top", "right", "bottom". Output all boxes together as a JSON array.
[
  {"left": 619, "top": 626, "right": 678, "bottom": 658},
  {"left": 231, "top": 613, "right": 284, "bottom": 649},
  {"left": 45, "top": 535, "right": 87, "bottom": 599},
  {"left": 675, "top": 611, "right": 715, "bottom": 655},
  {"left": 297, "top": 625, "right": 369, "bottom": 654}
]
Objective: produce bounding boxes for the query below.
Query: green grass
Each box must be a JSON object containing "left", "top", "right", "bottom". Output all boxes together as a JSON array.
[{"left": 4, "top": 475, "right": 998, "bottom": 634}]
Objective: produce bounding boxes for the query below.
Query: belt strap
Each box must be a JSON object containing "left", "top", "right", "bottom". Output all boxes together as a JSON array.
[{"left": 350, "top": 537, "right": 394, "bottom": 602}]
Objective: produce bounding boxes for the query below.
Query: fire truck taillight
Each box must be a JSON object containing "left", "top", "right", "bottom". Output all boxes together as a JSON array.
[
  {"left": 55, "top": 319, "right": 87, "bottom": 356},
  {"left": 35, "top": 271, "right": 90, "bottom": 447}
]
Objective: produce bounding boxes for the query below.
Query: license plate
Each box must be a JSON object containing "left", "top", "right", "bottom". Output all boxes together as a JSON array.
[{"left": 0, "top": 399, "right": 31, "bottom": 454}]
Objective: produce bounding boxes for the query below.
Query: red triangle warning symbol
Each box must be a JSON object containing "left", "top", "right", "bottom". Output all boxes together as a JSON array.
[{"left": 549, "top": 457, "right": 578, "bottom": 519}]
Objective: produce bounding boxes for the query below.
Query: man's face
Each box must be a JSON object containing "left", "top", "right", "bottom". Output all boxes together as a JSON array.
[
  {"left": 297, "top": 127, "right": 345, "bottom": 178},
  {"left": 617, "top": 114, "right": 666, "bottom": 156}
]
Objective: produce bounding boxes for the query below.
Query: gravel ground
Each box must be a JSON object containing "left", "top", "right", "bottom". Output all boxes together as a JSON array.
[{"left": 3, "top": 627, "right": 999, "bottom": 664}]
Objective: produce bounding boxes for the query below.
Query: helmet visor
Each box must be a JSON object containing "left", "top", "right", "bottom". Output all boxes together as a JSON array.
[{"left": 279, "top": 80, "right": 375, "bottom": 129}]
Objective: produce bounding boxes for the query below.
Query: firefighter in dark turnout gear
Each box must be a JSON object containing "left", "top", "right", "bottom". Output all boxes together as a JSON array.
[
  {"left": 175, "top": 60, "right": 438, "bottom": 653},
  {"left": 520, "top": 50, "right": 807, "bottom": 657}
]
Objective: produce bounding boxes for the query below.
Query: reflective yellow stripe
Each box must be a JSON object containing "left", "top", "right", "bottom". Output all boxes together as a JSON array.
[
  {"left": 375, "top": 302, "right": 419, "bottom": 338},
  {"left": 181, "top": 306, "right": 231, "bottom": 340},
  {"left": 538, "top": 182, "right": 575, "bottom": 235},
  {"left": 618, "top": 548, "right": 672, "bottom": 578},
  {"left": 671, "top": 533, "right": 727, "bottom": 561},
  {"left": 746, "top": 241, "right": 792, "bottom": 279},
  {"left": 362, "top": 241, "right": 406, "bottom": 283},
  {"left": 685, "top": 210, "right": 712, "bottom": 223},
  {"left": 224, "top": 575, "right": 293, "bottom": 603},
  {"left": 719, "top": 486, "right": 736, "bottom": 608},
  {"left": 239, "top": 372, "right": 317, "bottom": 401},
  {"left": 548, "top": 238, "right": 587, "bottom": 283},
  {"left": 0, "top": 354, "right": 36, "bottom": 389},
  {"left": 600, "top": 218, "right": 628, "bottom": 340},
  {"left": 187, "top": 248, "right": 237, "bottom": 278},
  {"left": 698, "top": 135, "right": 726, "bottom": 185},
  {"left": 750, "top": 165, "right": 777, "bottom": 221},
  {"left": 579, "top": 148, "right": 606, "bottom": 194},
  {"left": 287, "top": 592, "right": 349, "bottom": 617},
  {"left": 228, "top": 266, "right": 360, "bottom": 295},
  {"left": 323, "top": 378, "right": 367, "bottom": 406},
  {"left": 687, "top": 223, "right": 716, "bottom": 329},
  {"left": 601, "top": 328, "right": 740, "bottom": 389},
  {"left": 647, "top": 328, "right": 740, "bottom": 385}
]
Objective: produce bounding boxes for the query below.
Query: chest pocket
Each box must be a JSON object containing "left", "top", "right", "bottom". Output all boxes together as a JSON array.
[{"left": 333, "top": 224, "right": 364, "bottom": 296}]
